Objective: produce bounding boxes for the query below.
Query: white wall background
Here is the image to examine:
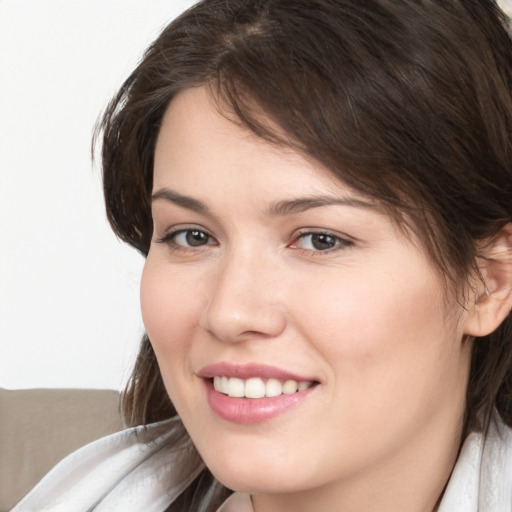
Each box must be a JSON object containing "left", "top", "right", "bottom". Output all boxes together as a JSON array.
[
  {"left": 0, "top": 0, "right": 195, "bottom": 391},
  {"left": 502, "top": 0, "right": 512, "bottom": 13},
  {"left": 2, "top": 0, "right": 512, "bottom": 391}
]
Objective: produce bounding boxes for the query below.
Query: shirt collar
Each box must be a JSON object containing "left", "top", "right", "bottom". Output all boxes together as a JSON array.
[{"left": 217, "top": 492, "right": 253, "bottom": 512}]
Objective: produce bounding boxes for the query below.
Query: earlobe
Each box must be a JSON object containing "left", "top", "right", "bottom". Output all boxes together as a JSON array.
[{"left": 464, "top": 223, "right": 512, "bottom": 338}]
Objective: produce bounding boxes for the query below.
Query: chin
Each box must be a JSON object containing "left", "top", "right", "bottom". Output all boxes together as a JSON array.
[
  {"left": 210, "top": 465, "right": 302, "bottom": 495},
  {"left": 196, "top": 441, "right": 311, "bottom": 495}
]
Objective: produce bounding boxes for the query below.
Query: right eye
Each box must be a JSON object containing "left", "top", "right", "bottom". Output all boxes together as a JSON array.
[
  {"left": 157, "top": 228, "right": 217, "bottom": 249},
  {"left": 173, "top": 229, "right": 211, "bottom": 247}
]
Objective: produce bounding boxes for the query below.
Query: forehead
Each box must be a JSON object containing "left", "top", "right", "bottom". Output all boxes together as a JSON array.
[{"left": 153, "top": 87, "right": 365, "bottom": 203}]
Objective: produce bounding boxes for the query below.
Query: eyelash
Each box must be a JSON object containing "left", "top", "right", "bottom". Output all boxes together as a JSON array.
[
  {"left": 156, "top": 227, "right": 354, "bottom": 255},
  {"left": 155, "top": 228, "right": 217, "bottom": 250},
  {"left": 289, "top": 230, "right": 354, "bottom": 253}
]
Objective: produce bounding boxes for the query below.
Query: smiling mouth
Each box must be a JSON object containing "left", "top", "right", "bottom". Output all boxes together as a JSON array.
[{"left": 212, "top": 376, "right": 317, "bottom": 399}]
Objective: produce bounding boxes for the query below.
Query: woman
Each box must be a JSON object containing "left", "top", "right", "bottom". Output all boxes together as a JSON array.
[{"left": 14, "top": 0, "right": 512, "bottom": 511}]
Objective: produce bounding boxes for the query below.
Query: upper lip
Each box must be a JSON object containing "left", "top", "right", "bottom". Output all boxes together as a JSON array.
[{"left": 197, "top": 362, "right": 317, "bottom": 382}]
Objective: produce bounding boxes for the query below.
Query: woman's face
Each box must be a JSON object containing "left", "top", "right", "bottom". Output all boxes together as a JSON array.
[{"left": 142, "top": 87, "right": 473, "bottom": 507}]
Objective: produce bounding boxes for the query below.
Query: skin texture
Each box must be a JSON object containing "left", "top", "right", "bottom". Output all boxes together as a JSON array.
[{"left": 141, "top": 87, "right": 477, "bottom": 512}]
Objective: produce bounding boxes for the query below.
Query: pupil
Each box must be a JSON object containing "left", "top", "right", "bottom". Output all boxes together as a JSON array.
[
  {"left": 186, "top": 230, "right": 208, "bottom": 247},
  {"left": 312, "top": 234, "right": 336, "bottom": 250}
]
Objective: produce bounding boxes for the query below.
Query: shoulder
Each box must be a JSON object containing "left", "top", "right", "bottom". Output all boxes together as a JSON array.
[
  {"left": 439, "top": 417, "right": 512, "bottom": 512},
  {"left": 479, "top": 417, "right": 512, "bottom": 508},
  {"left": 12, "top": 419, "right": 203, "bottom": 512}
]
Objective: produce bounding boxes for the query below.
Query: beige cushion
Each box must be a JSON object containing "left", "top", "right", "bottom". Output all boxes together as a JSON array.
[{"left": 0, "top": 388, "right": 123, "bottom": 511}]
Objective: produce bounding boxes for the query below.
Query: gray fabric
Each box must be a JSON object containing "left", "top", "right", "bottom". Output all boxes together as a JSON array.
[{"left": 0, "top": 388, "right": 123, "bottom": 512}]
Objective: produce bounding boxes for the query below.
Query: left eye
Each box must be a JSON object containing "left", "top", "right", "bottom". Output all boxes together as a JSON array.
[{"left": 292, "top": 232, "right": 350, "bottom": 251}]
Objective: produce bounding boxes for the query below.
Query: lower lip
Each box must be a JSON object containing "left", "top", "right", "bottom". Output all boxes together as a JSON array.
[{"left": 204, "top": 379, "right": 317, "bottom": 424}]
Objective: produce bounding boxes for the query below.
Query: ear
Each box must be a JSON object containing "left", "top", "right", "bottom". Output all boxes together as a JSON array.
[{"left": 464, "top": 223, "right": 512, "bottom": 338}]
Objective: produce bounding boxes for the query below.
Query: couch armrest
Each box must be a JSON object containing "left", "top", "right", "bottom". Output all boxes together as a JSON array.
[{"left": 0, "top": 388, "right": 124, "bottom": 512}]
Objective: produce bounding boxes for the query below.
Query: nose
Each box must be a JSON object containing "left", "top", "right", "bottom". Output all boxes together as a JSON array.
[{"left": 200, "top": 249, "right": 287, "bottom": 343}]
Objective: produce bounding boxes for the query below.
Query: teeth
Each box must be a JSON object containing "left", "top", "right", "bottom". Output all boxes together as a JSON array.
[
  {"left": 265, "top": 378, "right": 283, "bottom": 397},
  {"left": 213, "top": 376, "right": 313, "bottom": 398},
  {"left": 282, "top": 380, "right": 298, "bottom": 394},
  {"left": 297, "top": 381, "right": 311, "bottom": 391},
  {"left": 245, "top": 377, "right": 266, "bottom": 399},
  {"left": 227, "top": 377, "right": 245, "bottom": 398},
  {"left": 221, "top": 376, "right": 229, "bottom": 394}
]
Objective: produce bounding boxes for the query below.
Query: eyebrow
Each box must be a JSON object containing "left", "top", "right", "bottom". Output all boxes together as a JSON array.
[
  {"left": 267, "top": 195, "right": 376, "bottom": 216},
  {"left": 151, "top": 188, "right": 211, "bottom": 215},
  {"left": 151, "top": 187, "right": 376, "bottom": 216}
]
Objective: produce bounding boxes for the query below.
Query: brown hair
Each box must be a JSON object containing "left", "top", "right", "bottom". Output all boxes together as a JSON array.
[{"left": 97, "top": 0, "right": 512, "bottom": 508}]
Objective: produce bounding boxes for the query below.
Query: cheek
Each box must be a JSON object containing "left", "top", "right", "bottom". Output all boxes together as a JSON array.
[
  {"left": 294, "top": 262, "right": 461, "bottom": 411},
  {"left": 140, "top": 260, "right": 202, "bottom": 379},
  {"left": 141, "top": 255, "right": 204, "bottom": 330},
  {"left": 285, "top": 266, "right": 465, "bottom": 475},
  {"left": 139, "top": 258, "right": 212, "bottom": 429},
  {"left": 141, "top": 262, "right": 173, "bottom": 344},
  {"left": 296, "top": 266, "right": 445, "bottom": 352}
]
